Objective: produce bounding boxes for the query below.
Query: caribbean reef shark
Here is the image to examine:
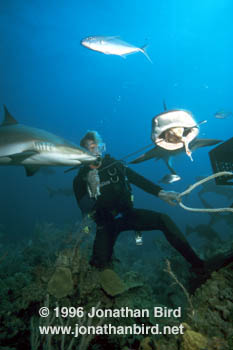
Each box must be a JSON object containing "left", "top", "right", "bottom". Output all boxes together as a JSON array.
[
  {"left": 130, "top": 138, "right": 222, "bottom": 175},
  {"left": 196, "top": 176, "right": 233, "bottom": 200},
  {"left": 0, "top": 106, "right": 97, "bottom": 176},
  {"left": 46, "top": 185, "right": 73, "bottom": 198},
  {"left": 130, "top": 104, "right": 221, "bottom": 177}
]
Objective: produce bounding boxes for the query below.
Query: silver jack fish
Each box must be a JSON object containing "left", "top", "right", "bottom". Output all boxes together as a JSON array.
[
  {"left": 158, "top": 174, "right": 181, "bottom": 184},
  {"left": 81, "top": 36, "right": 152, "bottom": 63},
  {"left": 46, "top": 186, "right": 74, "bottom": 198},
  {"left": 0, "top": 106, "right": 97, "bottom": 176},
  {"left": 214, "top": 110, "right": 233, "bottom": 119}
]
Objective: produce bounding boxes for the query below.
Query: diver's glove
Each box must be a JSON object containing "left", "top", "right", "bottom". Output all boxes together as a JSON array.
[{"left": 158, "top": 190, "right": 180, "bottom": 206}]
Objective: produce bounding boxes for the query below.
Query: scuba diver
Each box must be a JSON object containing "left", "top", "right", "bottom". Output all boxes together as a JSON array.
[{"left": 73, "top": 131, "right": 233, "bottom": 280}]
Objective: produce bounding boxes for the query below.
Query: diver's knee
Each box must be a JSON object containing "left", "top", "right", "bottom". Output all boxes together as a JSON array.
[
  {"left": 89, "top": 257, "right": 105, "bottom": 269},
  {"left": 89, "top": 253, "right": 111, "bottom": 269},
  {"left": 159, "top": 213, "right": 170, "bottom": 223}
]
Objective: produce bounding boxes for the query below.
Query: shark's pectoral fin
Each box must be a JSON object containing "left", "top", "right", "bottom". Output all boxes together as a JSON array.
[
  {"left": 130, "top": 147, "right": 161, "bottom": 164},
  {"left": 7, "top": 150, "right": 38, "bottom": 162},
  {"left": 64, "top": 165, "right": 80, "bottom": 173},
  {"left": 24, "top": 165, "right": 41, "bottom": 176},
  {"left": 10, "top": 150, "right": 42, "bottom": 176},
  {"left": 190, "top": 139, "right": 222, "bottom": 151}
]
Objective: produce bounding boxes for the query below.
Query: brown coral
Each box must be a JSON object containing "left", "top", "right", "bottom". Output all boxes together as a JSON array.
[
  {"left": 180, "top": 323, "right": 208, "bottom": 350},
  {"left": 100, "top": 269, "right": 127, "bottom": 297},
  {"left": 48, "top": 267, "right": 74, "bottom": 299}
]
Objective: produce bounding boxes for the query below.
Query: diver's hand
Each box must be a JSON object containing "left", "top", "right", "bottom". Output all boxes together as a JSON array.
[{"left": 158, "top": 190, "right": 180, "bottom": 206}]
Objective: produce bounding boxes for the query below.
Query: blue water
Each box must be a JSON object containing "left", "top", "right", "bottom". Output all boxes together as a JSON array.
[{"left": 0, "top": 0, "right": 233, "bottom": 243}]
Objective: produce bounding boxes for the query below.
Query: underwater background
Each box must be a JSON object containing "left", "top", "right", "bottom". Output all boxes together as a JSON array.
[
  {"left": 0, "top": 1, "right": 233, "bottom": 349},
  {"left": 0, "top": 0, "right": 233, "bottom": 241}
]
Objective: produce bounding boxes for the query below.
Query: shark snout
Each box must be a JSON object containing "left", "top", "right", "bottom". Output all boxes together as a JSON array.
[{"left": 84, "top": 154, "right": 98, "bottom": 162}]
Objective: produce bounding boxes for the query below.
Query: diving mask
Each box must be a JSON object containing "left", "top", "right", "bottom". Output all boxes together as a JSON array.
[{"left": 86, "top": 140, "right": 106, "bottom": 156}]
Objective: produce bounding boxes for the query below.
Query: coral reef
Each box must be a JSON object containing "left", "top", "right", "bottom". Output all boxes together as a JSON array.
[
  {"left": 99, "top": 269, "right": 128, "bottom": 297},
  {"left": 48, "top": 267, "right": 74, "bottom": 298},
  {"left": 0, "top": 221, "right": 232, "bottom": 350}
]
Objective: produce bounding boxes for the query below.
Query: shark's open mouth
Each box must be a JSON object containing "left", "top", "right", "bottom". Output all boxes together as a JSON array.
[
  {"left": 163, "top": 127, "right": 193, "bottom": 161},
  {"left": 164, "top": 127, "right": 184, "bottom": 144},
  {"left": 152, "top": 110, "right": 199, "bottom": 155},
  {"left": 156, "top": 126, "right": 194, "bottom": 160}
]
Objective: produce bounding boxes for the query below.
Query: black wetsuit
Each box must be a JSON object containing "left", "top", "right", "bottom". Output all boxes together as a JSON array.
[{"left": 73, "top": 154, "right": 204, "bottom": 269}]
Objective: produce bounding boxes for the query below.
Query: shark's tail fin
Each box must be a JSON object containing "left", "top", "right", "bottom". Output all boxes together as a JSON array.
[
  {"left": 45, "top": 185, "right": 55, "bottom": 198},
  {"left": 185, "top": 224, "right": 193, "bottom": 236}
]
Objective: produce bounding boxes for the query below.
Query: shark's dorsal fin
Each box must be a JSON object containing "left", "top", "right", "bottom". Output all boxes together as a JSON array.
[
  {"left": 2, "top": 105, "right": 18, "bottom": 126},
  {"left": 163, "top": 99, "right": 167, "bottom": 111}
]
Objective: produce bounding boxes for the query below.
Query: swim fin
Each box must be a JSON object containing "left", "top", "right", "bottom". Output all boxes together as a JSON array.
[{"left": 189, "top": 249, "right": 233, "bottom": 293}]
